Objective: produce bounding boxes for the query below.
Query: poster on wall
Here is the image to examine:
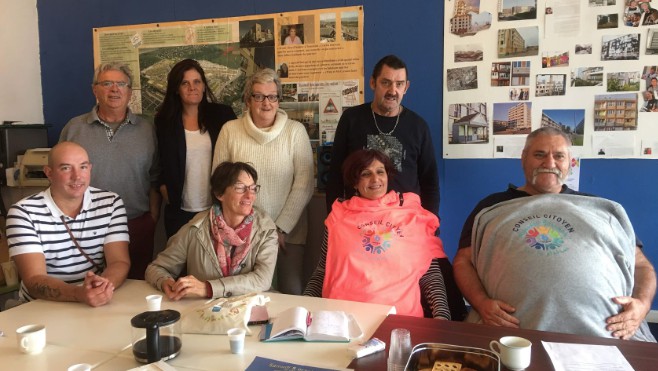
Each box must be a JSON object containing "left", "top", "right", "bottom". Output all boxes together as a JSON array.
[
  {"left": 443, "top": 1, "right": 658, "bottom": 159},
  {"left": 92, "top": 6, "right": 364, "bottom": 147}
]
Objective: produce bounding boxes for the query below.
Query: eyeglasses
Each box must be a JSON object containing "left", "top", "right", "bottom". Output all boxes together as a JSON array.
[
  {"left": 251, "top": 94, "right": 279, "bottom": 102},
  {"left": 233, "top": 184, "right": 261, "bottom": 194},
  {"left": 96, "top": 80, "right": 130, "bottom": 89}
]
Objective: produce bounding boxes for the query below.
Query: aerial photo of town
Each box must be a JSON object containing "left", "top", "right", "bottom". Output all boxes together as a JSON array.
[{"left": 138, "top": 44, "right": 244, "bottom": 118}]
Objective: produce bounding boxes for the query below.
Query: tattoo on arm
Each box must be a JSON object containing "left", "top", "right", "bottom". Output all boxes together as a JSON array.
[{"left": 31, "top": 282, "right": 62, "bottom": 299}]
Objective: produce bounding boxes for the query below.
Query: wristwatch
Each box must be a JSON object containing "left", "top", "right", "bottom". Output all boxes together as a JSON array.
[{"left": 276, "top": 226, "right": 287, "bottom": 235}]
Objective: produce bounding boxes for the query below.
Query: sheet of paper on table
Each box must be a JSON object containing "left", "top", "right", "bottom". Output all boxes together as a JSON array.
[
  {"left": 542, "top": 341, "right": 634, "bottom": 371},
  {"left": 127, "top": 360, "right": 177, "bottom": 371}
]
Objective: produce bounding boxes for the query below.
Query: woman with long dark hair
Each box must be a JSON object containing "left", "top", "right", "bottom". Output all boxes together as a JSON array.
[{"left": 155, "top": 59, "right": 236, "bottom": 238}]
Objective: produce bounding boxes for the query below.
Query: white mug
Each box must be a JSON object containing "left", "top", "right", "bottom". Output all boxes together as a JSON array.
[
  {"left": 16, "top": 324, "right": 47, "bottom": 355},
  {"left": 489, "top": 336, "right": 531, "bottom": 370}
]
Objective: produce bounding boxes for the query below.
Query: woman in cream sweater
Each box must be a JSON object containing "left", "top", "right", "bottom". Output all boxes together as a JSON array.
[{"left": 212, "top": 68, "right": 314, "bottom": 294}]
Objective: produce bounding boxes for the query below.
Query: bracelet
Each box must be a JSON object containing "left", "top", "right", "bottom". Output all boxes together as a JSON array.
[{"left": 277, "top": 227, "right": 286, "bottom": 235}]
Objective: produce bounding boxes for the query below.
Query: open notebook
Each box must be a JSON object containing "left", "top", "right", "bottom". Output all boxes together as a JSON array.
[{"left": 260, "top": 306, "right": 363, "bottom": 342}]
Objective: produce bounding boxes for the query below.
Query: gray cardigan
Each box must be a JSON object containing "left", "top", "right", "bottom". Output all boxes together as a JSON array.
[{"left": 146, "top": 207, "right": 278, "bottom": 298}]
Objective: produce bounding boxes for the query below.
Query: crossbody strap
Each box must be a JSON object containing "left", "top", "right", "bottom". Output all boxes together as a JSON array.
[{"left": 60, "top": 216, "right": 104, "bottom": 272}]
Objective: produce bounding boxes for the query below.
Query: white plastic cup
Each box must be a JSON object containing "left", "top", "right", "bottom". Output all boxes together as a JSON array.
[
  {"left": 67, "top": 364, "right": 92, "bottom": 371},
  {"left": 1, "top": 261, "right": 19, "bottom": 286},
  {"left": 227, "top": 327, "right": 246, "bottom": 354},
  {"left": 16, "top": 324, "right": 47, "bottom": 354},
  {"left": 387, "top": 328, "right": 411, "bottom": 371},
  {"left": 5, "top": 168, "right": 18, "bottom": 187},
  {"left": 489, "top": 336, "right": 532, "bottom": 371},
  {"left": 145, "top": 294, "right": 162, "bottom": 311}
]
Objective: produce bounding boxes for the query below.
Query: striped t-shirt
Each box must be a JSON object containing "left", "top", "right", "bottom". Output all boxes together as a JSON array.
[{"left": 6, "top": 187, "right": 129, "bottom": 302}]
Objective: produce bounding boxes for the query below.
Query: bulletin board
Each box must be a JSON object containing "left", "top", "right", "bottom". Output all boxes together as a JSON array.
[
  {"left": 443, "top": 0, "right": 658, "bottom": 159},
  {"left": 91, "top": 6, "right": 364, "bottom": 147}
]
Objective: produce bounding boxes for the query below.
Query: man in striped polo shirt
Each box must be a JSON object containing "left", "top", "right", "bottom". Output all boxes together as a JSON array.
[{"left": 6, "top": 142, "right": 130, "bottom": 307}]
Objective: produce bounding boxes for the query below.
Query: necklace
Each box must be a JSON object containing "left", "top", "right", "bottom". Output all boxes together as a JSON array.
[{"left": 371, "top": 105, "right": 402, "bottom": 135}]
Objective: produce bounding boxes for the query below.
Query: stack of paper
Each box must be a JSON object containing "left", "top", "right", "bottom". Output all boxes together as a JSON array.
[{"left": 542, "top": 341, "right": 634, "bottom": 371}]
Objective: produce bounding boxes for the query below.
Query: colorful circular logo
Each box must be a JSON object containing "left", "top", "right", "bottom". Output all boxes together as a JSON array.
[
  {"left": 362, "top": 229, "right": 392, "bottom": 254},
  {"left": 525, "top": 225, "right": 564, "bottom": 250}
]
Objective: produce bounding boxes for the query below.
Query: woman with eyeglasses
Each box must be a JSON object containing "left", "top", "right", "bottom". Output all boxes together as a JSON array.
[
  {"left": 146, "top": 162, "right": 278, "bottom": 300},
  {"left": 155, "top": 59, "right": 236, "bottom": 238},
  {"left": 212, "top": 68, "right": 314, "bottom": 295}
]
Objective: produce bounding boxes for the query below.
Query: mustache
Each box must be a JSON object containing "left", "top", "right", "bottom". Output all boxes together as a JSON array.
[
  {"left": 530, "top": 167, "right": 565, "bottom": 187},
  {"left": 533, "top": 168, "right": 562, "bottom": 176},
  {"left": 384, "top": 94, "right": 398, "bottom": 99}
]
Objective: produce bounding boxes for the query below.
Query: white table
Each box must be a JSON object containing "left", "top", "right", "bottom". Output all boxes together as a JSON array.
[
  {"left": 0, "top": 280, "right": 198, "bottom": 353},
  {"left": 0, "top": 336, "right": 116, "bottom": 371},
  {"left": 0, "top": 280, "right": 395, "bottom": 370}
]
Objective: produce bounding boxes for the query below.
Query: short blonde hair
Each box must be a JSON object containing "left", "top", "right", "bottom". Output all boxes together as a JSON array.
[{"left": 242, "top": 68, "right": 282, "bottom": 103}]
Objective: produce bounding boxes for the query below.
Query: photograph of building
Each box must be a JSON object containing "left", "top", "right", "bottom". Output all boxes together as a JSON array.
[
  {"left": 589, "top": 0, "right": 616, "bottom": 6},
  {"left": 607, "top": 71, "right": 641, "bottom": 92},
  {"left": 448, "top": 102, "right": 489, "bottom": 144},
  {"left": 498, "top": 26, "right": 539, "bottom": 58},
  {"left": 571, "top": 67, "right": 604, "bottom": 87},
  {"left": 511, "top": 60, "right": 530, "bottom": 85},
  {"left": 498, "top": 0, "right": 537, "bottom": 21},
  {"left": 646, "top": 29, "right": 658, "bottom": 55},
  {"left": 450, "top": 0, "right": 492, "bottom": 37},
  {"left": 597, "top": 13, "right": 619, "bottom": 29},
  {"left": 491, "top": 62, "right": 511, "bottom": 86},
  {"left": 593, "top": 93, "right": 638, "bottom": 131},
  {"left": 536, "top": 74, "right": 566, "bottom": 96},
  {"left": 239, "top": 19, "right": 275, "bottom": 47},
  {"left": 493, "top": 102, "right": 532, "bottom": 135},
  {"left": 541, "top": 109, "right": 585, "bottom": 145},
  {"left": 601, "top": 33, "right": 640, "bottom": 60},
  {"left": 451, "top": 0, "right": 472, "bottom": 35}
]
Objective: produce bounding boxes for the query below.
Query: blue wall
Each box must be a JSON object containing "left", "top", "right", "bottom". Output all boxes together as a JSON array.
[{"left": 36, "top": 1, "right": 657, "bottom": 309}]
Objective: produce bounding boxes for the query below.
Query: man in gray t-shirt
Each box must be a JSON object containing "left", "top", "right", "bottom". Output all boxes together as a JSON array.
[{"left": 454, "top": 127, "right": 656, "bottom": 342}]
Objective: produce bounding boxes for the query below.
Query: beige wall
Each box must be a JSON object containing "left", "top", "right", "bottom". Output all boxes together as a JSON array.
[{"left": 0, "top": 0, "right": 43, "bottom": 124}]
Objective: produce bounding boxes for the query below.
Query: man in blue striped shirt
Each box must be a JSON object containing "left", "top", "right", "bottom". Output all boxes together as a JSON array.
[{"left": 7, "top": 142, "right": 130, "bottom": 307}]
